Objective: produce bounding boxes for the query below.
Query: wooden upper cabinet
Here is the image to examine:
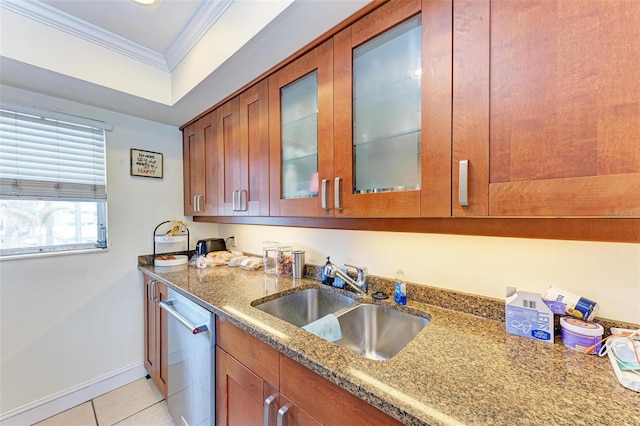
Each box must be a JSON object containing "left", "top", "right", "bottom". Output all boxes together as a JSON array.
[
  {"left": 333, "top": 0, "right": 453, "bottom": 217},
  {"left": 216, "top": 97, "right": 240, "bottom": 215},
  {"left": 183, "top": 113, "right": 217, "bottom": 216},
  {"left": 453, "top": 0, "right": 640, "bottom": 217},
  {"left": 216, "top": 80, "right": 270, "bottom": 216},
  {"left": 269, "top": 40, "right": 334, "bottom": 217}
]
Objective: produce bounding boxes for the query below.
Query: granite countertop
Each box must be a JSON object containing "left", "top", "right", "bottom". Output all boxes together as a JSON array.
[{"left": 139, "top": 262, "right": 640, "bottom": 426}]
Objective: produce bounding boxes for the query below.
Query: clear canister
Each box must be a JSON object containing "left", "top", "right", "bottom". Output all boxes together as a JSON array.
[
  {"left": 262, "top": 241, "right": 280, "bottom": 274},
  {"left": 276, "top": 245, "right": 292, "bottom": 276}
]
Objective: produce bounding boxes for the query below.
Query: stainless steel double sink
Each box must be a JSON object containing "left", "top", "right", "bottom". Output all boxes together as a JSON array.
[{"left": 253, "top": 288, "right": 429, "bottom": 360}]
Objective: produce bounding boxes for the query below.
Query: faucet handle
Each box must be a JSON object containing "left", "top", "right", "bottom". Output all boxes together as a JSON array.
[
  {"left": 344, "top": 263, "right": 367, "bottom": 271},
  {"left": 344, "top": 264, "right": 368, "bottom": 278}
]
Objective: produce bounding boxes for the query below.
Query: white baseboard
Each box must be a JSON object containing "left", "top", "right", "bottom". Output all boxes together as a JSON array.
[{"left": 0, "top": 362, "right": 148, "bottom": 426}]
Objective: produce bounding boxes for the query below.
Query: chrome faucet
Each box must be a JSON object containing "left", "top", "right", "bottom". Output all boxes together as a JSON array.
[{"left": 323, "top": 262, "right": 368, "bottom": 295}]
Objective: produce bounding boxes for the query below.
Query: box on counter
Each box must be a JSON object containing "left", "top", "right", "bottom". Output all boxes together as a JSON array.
[{"left": 506, "top": 287, "right": 554, "bottom": 343}]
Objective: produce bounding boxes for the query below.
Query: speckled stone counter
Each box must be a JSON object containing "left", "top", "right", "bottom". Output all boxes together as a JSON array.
[{"left": 138, "top": 262, "right": 640, "bottom": 426}]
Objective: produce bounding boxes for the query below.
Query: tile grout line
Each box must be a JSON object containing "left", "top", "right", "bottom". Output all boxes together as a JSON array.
[
  {"left": 91, "top": 400, "right": 99, "bottom": 426},
  {"left": 110, "top": 400, "right": 168, "bottom": 425}
]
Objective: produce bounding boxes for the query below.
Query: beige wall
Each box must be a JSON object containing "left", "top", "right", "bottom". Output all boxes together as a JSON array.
[
  {"left": 0, "top": 85, "right": 218, "bottom": 416},
  {"left": 216, "top": 224, "right": 640, "bottom": 325}
]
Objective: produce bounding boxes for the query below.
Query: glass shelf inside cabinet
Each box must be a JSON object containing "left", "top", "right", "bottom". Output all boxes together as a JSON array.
[
  {"left": 282, "top": 113, "right": 318, "bottom": 161},
  {"left": 282, "top": 154, "right": 319, "bottom": 199},
  {"left": 353, "top": 130, "right": 421, "bottom": 194},
  {"left": 281, "top": 70, "right": 319, "bottom": 200},
  {"left": 352, "top": 14, "right": 422, "bottom": 195}
]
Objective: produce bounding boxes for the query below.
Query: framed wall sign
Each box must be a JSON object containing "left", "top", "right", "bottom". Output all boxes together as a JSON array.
[{"left": 130, "top": 148, "right": 163, "bottom": 178}]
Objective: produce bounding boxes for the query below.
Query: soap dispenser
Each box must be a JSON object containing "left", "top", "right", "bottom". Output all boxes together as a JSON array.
[{"left": 321, "top": 256, "right": 334, "bottom": 286}]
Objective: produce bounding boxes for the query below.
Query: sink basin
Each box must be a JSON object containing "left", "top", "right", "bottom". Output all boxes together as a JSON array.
[
  {"left": 254, "top": 288, "right": 428, "bottom": 360},
  {"left": 254, "top": 288, "right": 357, "bottom": 327},
  {"left": 335, "top": 304, "right": 429, "bottom": 360}
]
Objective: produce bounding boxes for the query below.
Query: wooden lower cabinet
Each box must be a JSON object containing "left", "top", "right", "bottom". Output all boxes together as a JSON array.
[
  {"left": 216, "top": 347, "right": 320, "bottom": 426},
  {"left": 143, "top": 274, "right": 168, "bottom": 399},
  {"left": 216, "top": 347, "right": 270, "bottom": 425},
  {"left": 279, "top": 356, "right": 401, "bottom": 426},
  {"left": 215, "top": 317, "right": 401, "bottom": 426}
]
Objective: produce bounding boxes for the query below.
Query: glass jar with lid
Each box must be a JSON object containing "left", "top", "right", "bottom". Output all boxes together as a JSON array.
[
  {"left": 276, "top": 245, "right": 292, "bottom": 277},
  {"left": 263, "top": 241, "right": 280, "bottom": 274}
]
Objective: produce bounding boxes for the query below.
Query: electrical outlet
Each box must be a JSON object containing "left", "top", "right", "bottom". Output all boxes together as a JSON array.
[{"left": 226, "top": 235, "right": 236, "bottom": 248}]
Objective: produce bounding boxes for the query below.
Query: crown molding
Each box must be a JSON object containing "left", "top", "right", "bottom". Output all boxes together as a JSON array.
[
  {"left": 1, "top": 0, "right": 168, "bottom": 70},
  {"left": 164, "top": 0, "right": 234, "bottom": 71},
  {"left": 2, "top": 0, "right": 223, "bottom": 73}
]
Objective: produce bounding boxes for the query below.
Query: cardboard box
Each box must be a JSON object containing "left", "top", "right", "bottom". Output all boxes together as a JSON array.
[{"left": 506, "top": 287, "right": 554, "bottom": 343}]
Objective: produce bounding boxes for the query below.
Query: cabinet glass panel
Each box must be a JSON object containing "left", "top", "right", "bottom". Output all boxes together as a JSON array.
[
  {"left": 281, "top": 71, "right": 319, "bottom": 199},
  {"left": 353, "top": 15, "right": 421, "bottom": 194}
]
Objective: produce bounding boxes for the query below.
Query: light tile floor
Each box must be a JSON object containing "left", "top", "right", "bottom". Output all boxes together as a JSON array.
[{"left": 33, "top": 377, "right": 176, "bottom": 426}]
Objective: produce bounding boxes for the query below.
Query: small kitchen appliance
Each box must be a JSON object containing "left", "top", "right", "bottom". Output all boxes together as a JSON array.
[{"left": 194, "top": 238, "right": 226, "bottom": 257}]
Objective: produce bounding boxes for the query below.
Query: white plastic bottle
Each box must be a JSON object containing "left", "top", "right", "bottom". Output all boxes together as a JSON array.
[
  {"left": 542, "top": 286, "right": 599, "bottom": 321},
  {"left": 394, "top": 269, "right": 407, "bottom": 305}
]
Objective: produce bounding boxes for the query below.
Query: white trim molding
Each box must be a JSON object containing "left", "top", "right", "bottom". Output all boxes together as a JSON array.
[
  {"left": 0, "top": 0, "right": 167, "bottom": 70},
  {"left": 0, "top": 0, "right": 234, "bottom": 72},
  {"left": 0, "top": 362, "right": 147, "bottom": 426},
  {"left": 165, "top": 0, "right": 234, "bottom": 71}
]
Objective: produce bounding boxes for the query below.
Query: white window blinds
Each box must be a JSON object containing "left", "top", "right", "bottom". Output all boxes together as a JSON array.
[{"left": 0, "top": 104, "right": 110, "bottom": 201}]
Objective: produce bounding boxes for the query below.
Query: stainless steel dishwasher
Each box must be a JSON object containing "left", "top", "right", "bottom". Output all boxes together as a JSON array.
[{"left": 159, "top": 288, "right": 214, "bottom": 426}]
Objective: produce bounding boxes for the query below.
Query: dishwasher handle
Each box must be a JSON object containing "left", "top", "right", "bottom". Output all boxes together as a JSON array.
[{"left": 159, "top": 299, "right": 208, "bottom": 334}]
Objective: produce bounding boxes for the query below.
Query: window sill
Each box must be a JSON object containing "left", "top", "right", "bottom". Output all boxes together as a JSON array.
[{"left": 0, "top": 247, "right": 109, "bottom": 261}]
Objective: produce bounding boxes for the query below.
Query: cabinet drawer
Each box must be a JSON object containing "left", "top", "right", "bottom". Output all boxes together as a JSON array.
[
  {"left": 280, "top": 355, "right": 402, "bottom": 426},
  {"left": 216, "top": 317, "right": 279, "bottom": 387}
]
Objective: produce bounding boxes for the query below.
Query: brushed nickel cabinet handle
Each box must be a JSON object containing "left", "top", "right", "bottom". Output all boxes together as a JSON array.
[
  {"left": 276, "top": 405, "right": 290, "bottom": 426},
  {"left": 232, "top": 190, "right": 239, "bottom": 211},
  {"left": 150, "top": 280, "right": 158, "bottom": 303},
  {"left": 147, "top": 280, "right": 153, "bottom": 301},
  {"left": 263, "top": 395, "right": 277, "bottom": 426},
  {"left": 195, "top": 194, "right": 204, "bottom": 212},
  {"left": 321, "top": 179, "right": 329, "bottom": 210},
  {"left": 459, "top": 160, "right": 469, "bottom": 207},
  {"left": 240, "top": 189, "right": 247, "bottom": 211},
  {"left": 334, "top": 177, "right": 343, "bottom": 211}
]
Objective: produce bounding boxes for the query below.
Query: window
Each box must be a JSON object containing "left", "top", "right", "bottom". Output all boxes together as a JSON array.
[{"left": 0, "top": 103, "right": 111, "bottom": 257}]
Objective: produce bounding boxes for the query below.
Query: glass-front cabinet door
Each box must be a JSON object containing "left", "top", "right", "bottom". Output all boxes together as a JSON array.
[
  {"left": 353, "top": 16, "right": 422, "bottom": 195},
  {"left": 334, "top": 0, "right": 452, "bottom": 217},
  {"left": 281, "top": 71, "right": 318, "bottom": 200},
  {"left": 269, "top": 40, "right": 334, "bottom": 217}
]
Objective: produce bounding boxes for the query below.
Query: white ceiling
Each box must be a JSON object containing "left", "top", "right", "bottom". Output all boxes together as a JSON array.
[
  {"left": 39, "top": 0, "right": 205, "bottom": 54},
  {"left": 0, "top": 0, "right": 373, "bottom": 127}
]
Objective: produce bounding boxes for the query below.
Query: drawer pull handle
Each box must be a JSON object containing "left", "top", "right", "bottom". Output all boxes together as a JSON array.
[
  {"left": 276, "top": 404, "right": 290, "bottom": 426},
  {"left": 263, "top": 395, "right": 277, "bottom": 426}
]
